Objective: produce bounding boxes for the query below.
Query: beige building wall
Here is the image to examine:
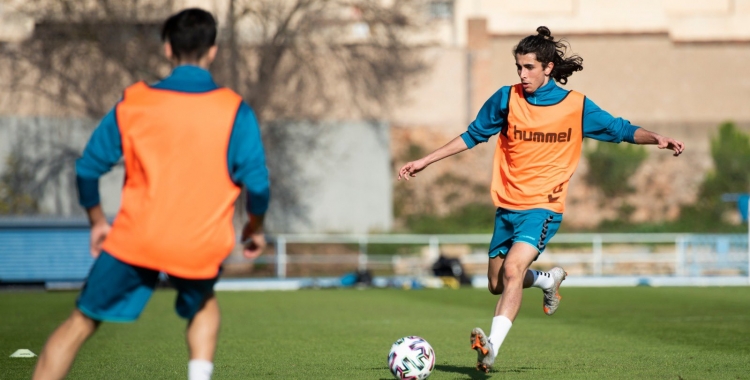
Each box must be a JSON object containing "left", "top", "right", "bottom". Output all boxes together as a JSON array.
[
  {"left": 394, "top": 0, "right": 750, "bottom": 126},
  {"left": 389, "top": 46, "right": 468, "bottom": 132},
  {"left": 446, "top": 0, "right": 750, "bottom": 46},
  {"left": 474, "top": 32, "right": 750, "bottom": 124},
  {"left": 0, "top": 1, "right": 34, "bottom": 42}
]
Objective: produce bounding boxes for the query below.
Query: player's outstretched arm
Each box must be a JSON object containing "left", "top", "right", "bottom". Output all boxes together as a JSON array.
[
  {"left": 633, "top": 128, "right": 685, "bottom": 156},
  {"left": 241, "top": 214, "right": 266, "bottom": 259},
  {"left": 397, "top": 136, "right": 469, "bottom": 181}
]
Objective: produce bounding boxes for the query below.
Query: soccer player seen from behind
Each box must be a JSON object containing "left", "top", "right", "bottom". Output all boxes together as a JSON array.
[
  {"left": 397, "top": 26, "right": 685, "bottom": 373},
  {"left": 32, "top": 9, "right": 270, "bottom": 380}
]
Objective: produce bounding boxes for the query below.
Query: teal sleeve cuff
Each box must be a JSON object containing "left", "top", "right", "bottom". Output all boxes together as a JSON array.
[
  {"left": 245, "top": 187, "right": 270, "bottom": 215},
  {"left": 76, "top": 176, "right": 100, "bottom": 208},
  {"left": 460, "top": 132, "right": 477, "bottom": 149},
  {"left": 623, "top": 125, "right": 640, "bottom": 144}
]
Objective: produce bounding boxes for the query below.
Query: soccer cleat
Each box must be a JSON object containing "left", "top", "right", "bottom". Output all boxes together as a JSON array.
[
  {"left": 542, "top": 267, "right": 567, "bottom": 315},
  {"left": 470, "top": 327, "right": 494, "bottom": 373}
]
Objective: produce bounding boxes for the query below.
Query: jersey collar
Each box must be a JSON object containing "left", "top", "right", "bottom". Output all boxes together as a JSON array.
[
  {"left": 524, "top": 79, "right": 558, "bottom": 105},
  {"left": 150, "top": 65, "right": 219, "bottom": 93}
]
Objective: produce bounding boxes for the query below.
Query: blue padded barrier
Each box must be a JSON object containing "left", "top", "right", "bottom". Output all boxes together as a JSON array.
[{"left": 0, "top": 218, "right": 94, "bottom": 282}]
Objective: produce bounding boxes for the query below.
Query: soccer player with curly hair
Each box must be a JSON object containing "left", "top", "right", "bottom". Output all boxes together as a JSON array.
[{"left": 398, "top": 26, "right": 684, "bottom": 373}]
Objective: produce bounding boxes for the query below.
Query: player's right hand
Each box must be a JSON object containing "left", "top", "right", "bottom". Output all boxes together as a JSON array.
[
  {"left": 90, "top": 221, "right": 111, "bottom": 258},
  {"left": 397, "top": 159, "right": 428, "bottom": 181}
]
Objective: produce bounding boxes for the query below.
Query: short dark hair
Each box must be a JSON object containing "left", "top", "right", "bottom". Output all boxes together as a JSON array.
[
  {"left": 161, "top": 8, "right": 217, "bottom": 61},
  {"left": 513, "top": 26, "right": 583, "bottom": 85}
]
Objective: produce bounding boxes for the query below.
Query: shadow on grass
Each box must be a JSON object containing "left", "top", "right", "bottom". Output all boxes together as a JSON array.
[
  {"left": 434, "top": 364, "right": 491, "bottom": 379},
  {"left": 494, "top": 366, "right": 541, "bottom": 373},
  {"left": 435, "top": 364, "right": 542, "bottom": 378},
  {"left": 374, "top": 364, "right": 541, "bottom": 379}
]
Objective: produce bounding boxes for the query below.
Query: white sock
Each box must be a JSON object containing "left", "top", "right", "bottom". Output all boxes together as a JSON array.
[
  {"left": 530, "top": 269, "right": 554, "bottom": 289},
  {"left": 488, "top": 315, "right": 512, "bottom": 358},
  {"left": 188, "top": 359, "right": 214, "bottom": 380}
]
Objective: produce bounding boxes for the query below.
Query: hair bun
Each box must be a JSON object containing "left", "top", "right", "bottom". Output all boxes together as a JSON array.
[{"left": 536, "top": 26, "right": 553, "bottom": 41}]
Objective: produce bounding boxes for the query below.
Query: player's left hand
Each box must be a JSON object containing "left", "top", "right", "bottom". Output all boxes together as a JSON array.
[
  {"left": 242, "top": 232, "right": 266, "bottom": 259},
  {"left": 241, "top": 218, "right": 266, "bottom": 259},
  {"left": 657, "top": 136, "right": 685, "bottom": 156}
]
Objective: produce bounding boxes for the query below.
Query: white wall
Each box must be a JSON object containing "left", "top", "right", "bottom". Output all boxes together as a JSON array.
[
  {"left": 265, "top": 121, "right": 393, "bottom": 234},
  {"left": 0, "top": 117, "right": 124, "bottom": 216}
]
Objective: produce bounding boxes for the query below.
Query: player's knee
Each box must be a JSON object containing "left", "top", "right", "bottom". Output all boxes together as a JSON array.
[
  {"left": 501, "top": 265, "right": 525, "bottom": 283},
  {"left": 69, "top": 309, "right": 101, "bottom": 335},
  {"left": 71, "top": 309, "right": 93, "bottom": 323}
]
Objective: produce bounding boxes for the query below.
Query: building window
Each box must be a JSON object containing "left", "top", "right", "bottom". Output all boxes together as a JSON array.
[{"left": 429, "top": 0, "right": 453, "bottom": 20}]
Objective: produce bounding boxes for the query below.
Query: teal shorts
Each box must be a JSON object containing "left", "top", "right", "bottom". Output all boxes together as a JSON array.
[
  {"left": 76, "top": 251, "right": 218, "bottom": 322},
  {"left": 488, "top": 208, "right": 563, "bottom": 259}
]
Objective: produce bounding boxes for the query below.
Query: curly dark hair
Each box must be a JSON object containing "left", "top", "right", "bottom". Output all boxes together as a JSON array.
[{"left": 513, "top": 26, "right": 583, "bottom": 85}]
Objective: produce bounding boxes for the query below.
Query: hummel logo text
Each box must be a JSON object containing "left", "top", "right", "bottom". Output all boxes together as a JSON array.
[{"left": 513, "top": 125, "right": 572, "bottom": 143}]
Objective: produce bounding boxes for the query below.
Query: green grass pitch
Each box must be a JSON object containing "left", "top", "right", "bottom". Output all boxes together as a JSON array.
[{"left": 2, "top": 286, "right": 749, "bottom": 379}]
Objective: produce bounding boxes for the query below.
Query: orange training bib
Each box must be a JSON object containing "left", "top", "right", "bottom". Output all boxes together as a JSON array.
[
  {"left": 490, "top": 84, "right": 584, "bottom": 213},
  {"left": 102, "top": 82, "right": 243, "bottom": 279}
]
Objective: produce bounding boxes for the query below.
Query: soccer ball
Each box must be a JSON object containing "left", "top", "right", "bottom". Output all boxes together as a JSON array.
[{"left": 387, "top": 336, "right": 435, "bottom": 379}]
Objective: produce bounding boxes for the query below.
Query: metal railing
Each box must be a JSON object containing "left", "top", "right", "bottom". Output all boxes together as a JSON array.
[
  {"left": 257, "top": 233, "right": 750, "bottom": 280},
  {"left": 1, "top": 218, "right": 747, "bottom": 284}
]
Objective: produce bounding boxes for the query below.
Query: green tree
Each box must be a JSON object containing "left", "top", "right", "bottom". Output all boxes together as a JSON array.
[
  {"left": 679, "top": 122, "right": 750, "bottom": 230},
  {"left": 702, "top": 122, "right": 750, "bottom": 199},
  {"left": 584, "top": 141, "right": 647, "bottom": 198}
]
